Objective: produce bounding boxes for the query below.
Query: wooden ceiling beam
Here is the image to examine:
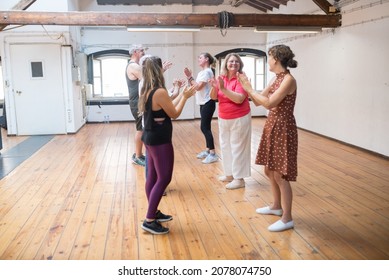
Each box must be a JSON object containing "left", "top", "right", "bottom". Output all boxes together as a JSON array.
[
  {"left": 0, "top": 11, "right": 342, "bottom": 28},
  {"left": 0, "top": 0, "right": 36, "bottom": 31}
]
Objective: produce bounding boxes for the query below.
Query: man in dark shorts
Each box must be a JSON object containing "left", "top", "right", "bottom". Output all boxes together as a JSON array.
[{"left": 125, "top": 44, "right": 148, "bottom": 166}]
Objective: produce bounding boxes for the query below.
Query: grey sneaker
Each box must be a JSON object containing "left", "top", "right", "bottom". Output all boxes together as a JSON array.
[
  {"left": 202, "top": 153, "right": 219, "bottom": 164},
  {"left": 132, "top": 153, "right": 145, "bottom": 166},
  {"left": 196, "top": 150, "right": 209, "bottom": 159}
]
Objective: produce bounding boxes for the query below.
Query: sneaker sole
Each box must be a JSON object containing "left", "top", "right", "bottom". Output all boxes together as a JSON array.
[
  {"left": 226, "top": 185, "right": 245, "bottom": 190},
  {"left": 157, "top": 217, "right": 173, "bottom": 223},
  {"left": 226, "top": 182, "right": 245, "bottom": 189},
  {"left": 132, "top": 160, "right": 145, "bottom": 166},
  {"left": 202, "top": 159, "right": 218, "bottom": 164},
  {"left": 218, "top": 176, "right": 233, "bottom": 182},
  {"left": 141, "top": 224, "right": 169, "bottom": 235}
]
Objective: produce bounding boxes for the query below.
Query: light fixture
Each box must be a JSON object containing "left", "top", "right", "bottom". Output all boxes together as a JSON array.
[
  {"left": 254, "top": 26, "right": 322, "bottom": 33},
  {"left": 127, "top": 26, "right": 201, "bottom": 32}
]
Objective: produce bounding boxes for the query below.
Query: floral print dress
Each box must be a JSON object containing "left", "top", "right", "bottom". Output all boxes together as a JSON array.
[{"left": 255, "top": 71, "right": 298, "bottom": 181}]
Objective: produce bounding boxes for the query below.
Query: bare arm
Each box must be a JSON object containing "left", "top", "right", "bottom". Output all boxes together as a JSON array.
[
  {"left": 194, "top": 80, "right": 207, "bottom": 91},
  {"left": 153, "top": 86, "right": 196, "bottom": 119},
  {"left": 168, "top": 78, "right": 185, "bottom": 100},
  {"left": 216, "top": 76, "right": 246, "bottom": 104},
  {"left": 184, "top": 67, "right": 207, "bottom": 91},
  {"left": 209, "top": 86, "right": 218, "bottom": 100},
  {"left": 126, "top": 62, "right": 142, "bottom": 80},
  {"left": 237, "top": 72, "right": 296, "bottom": 109}
]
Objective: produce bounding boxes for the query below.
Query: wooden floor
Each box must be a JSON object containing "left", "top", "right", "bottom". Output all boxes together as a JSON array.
[{"left": 0, "top": 117, "right": 388, "bottom": 260}]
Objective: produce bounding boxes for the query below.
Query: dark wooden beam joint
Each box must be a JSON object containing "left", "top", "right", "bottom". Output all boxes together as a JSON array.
[
  {"left": 12, "top": 0, "right": 37, "bottom": 10},
  {"left": 0, "top": 11, "right": 342, "bottom": 28},
  {"left": 312, "top": 0, "right": 339, "bottom": 15}
]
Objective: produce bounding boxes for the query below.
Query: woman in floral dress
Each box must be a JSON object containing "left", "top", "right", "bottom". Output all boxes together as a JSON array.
[{"left": 238, "top": 45, "right": 298, "bottom": 232}]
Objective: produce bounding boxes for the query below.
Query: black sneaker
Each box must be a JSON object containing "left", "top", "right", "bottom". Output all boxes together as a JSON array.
[
  {"left": 155, "top": 210, "right": 173, "bottom": 222},
  {"left": 141, "top": 220, "right": 169, "bottom": 235}
]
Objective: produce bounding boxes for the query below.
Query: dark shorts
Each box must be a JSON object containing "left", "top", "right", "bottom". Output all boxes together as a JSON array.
[{"left": 130, "top": 105, "right": 143, "bottom": 131}]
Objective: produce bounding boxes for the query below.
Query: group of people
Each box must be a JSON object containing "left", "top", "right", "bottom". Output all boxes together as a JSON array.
[{"left": 125, "top": 44, "right": 298, "bottom": 234}]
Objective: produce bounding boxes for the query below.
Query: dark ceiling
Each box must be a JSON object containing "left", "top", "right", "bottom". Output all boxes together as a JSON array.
[{"left": 96, "top": 0, "right": 294, "bottom": 13}]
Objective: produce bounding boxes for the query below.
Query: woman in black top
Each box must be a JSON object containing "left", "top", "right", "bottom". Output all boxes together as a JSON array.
[{"left": 138, "top": 56, "right": 196, "bottom": 234}]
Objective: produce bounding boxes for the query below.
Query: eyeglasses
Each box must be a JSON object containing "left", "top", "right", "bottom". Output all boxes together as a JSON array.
[{"left": 228, "top": 60, "right": 240, "bottom": 64}]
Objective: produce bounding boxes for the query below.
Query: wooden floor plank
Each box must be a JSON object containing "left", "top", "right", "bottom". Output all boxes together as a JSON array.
[{"left": 0, "top": 118, "right": 388, "bottom": 260}]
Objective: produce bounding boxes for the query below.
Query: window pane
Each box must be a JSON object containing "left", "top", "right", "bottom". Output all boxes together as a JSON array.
[
  {"left": 256, "top": 58, "right": 264, "bottom": 75},
  {"left": 93, "top": 60, "right": 101, "bottom": 76},
  {"left": 101, "top": 58, "right": 128, "bottom": 98},
  {"left": 241, "top": 57, "right": 254, "bottom": 87},
  {"left": 91, "top": 56, "right": 129, "bottom": 99},
  {"left": 31, "top": 61, "right": 44, "bottom": 78},
  {"left": 93, "top": 78, "right": 102, "bottom": 96},
  {"left": 255, "top": 57, "right": 266, "bottom": 90},
  {"left": 256, "top": 74, "right": 265, "bottom": 91}
]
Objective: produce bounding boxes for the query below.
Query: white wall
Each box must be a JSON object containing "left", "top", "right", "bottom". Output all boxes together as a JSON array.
[
  {"left": 0, "top": 0, "right": 85, "bottom": 135},
  {"left": 268, "top": 0, "right": 389, "bottom": 156}
]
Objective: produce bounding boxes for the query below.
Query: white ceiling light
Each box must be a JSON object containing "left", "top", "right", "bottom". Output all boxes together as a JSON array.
[
  {"left": 127, "top": 26, "right": 201, "bottom": 32},
  {"left": 254, "top": 26, "right": 322, "bottom": 33}
]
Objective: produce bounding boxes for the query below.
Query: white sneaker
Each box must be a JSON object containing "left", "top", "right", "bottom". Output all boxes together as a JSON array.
[
  {"left": 256, "top": 206, "right": 283, "bottom": 216},
  {"left": 202, "top": 153, "right": 219, "bottom": 164},
  {"left": 226, "top": 179, "right": 245, "bottom": 190},
  {"left": 196, "top": 150, "right": 209, "bottom": 159},
  {"left": 218, "top": 175, "right": 233, "bottom": 182},
  {"left": 268, "top": 220, "right": 294, "bottom": 232}
]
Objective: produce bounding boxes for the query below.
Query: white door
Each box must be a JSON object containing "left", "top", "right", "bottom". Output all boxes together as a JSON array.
[{"left": 10, "top": 44, "right": 66, "bottom": 135}]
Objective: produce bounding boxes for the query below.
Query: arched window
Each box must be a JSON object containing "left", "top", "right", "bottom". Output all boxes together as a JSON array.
[
  {"left": 215, "top": 48, "right": 267, "bottom": 91},
  {"left": 87, "top": 49, "right": 129, "bottom": 99}
]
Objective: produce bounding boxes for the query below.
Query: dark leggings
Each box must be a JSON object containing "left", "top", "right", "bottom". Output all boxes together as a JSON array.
[
  {"left": 145, "top": 143, "right": 174, "bottom": 219},
  {"left": 200, "top": 99, "right": 216, "bottom": 150}
]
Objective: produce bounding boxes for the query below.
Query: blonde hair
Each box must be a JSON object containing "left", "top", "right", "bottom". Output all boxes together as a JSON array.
[
  {"left": 221, "top": 53, "right": 244, "bottom": 75},
  {"left": 138, "top": 56, "right": 166, "bottom": 115}
]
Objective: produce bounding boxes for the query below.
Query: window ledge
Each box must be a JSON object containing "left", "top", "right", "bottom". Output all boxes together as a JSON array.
[{"left": 87, "top": 99, "right": 129, "bottom": 106}]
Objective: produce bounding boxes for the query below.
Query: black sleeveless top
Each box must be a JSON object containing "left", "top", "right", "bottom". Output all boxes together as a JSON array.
[{"left": 141, "top": 88, "right": 173, "bottom": 146}]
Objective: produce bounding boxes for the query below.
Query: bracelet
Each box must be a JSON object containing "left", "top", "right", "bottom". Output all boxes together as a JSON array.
[{"left": 188, "top": 77, "right": 194, "bottom": 82}]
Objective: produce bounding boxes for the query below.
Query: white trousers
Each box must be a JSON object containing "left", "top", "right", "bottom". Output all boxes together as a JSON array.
[{"left": 218, "top": 113, "right": 251, "bottom": 179}]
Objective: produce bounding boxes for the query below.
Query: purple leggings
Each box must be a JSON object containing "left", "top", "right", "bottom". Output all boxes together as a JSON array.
[{"left": 145, "top": 143, "right": 174, "bottom": 219}]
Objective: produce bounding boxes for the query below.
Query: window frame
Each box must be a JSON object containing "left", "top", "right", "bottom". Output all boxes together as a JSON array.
[{"left": 87, "top": 49, "right": 129, "bottom": 101}]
